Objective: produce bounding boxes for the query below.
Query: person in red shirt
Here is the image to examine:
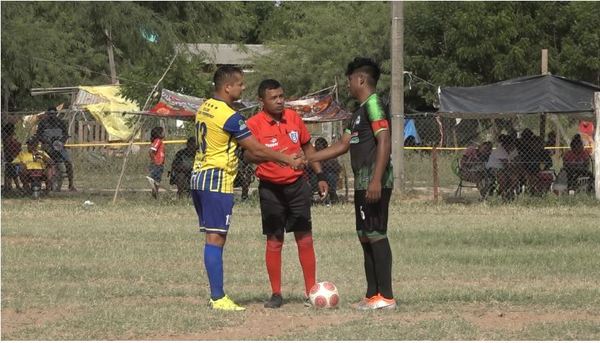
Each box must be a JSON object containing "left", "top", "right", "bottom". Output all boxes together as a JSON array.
[
  {"left": 563, "top": 133, "right": 594, "bottom": 192},
  {"left": 245, "top": 79, "right": 328, "bottom": 308},
  {"left": 147, "top": 126, "right": 165, "bottom": 199}
]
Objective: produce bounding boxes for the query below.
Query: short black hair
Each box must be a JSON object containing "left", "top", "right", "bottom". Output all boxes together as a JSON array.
[
  {"left": 314, "top": 137, "right": 328, "bottom": 151},
  {"left": 346, "top": 57, "right": 381, "bottom": 86},
  {"left": 213, "top": 66, "right": 243, "bottom": 90},
  {"left": 150, "top": 126, "right": 163, "bottom": 141},
  {"left": 257, "top": 79, "right": 282, "bottom": 98}
]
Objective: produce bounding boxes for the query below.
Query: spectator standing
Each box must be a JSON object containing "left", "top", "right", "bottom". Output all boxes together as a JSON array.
[
  {"left": 245, "top": 79, "right": 328, "bottom": 308},
  {"left": 310, "top": 137, "right": 342, "bottom": 203},
  {"left": 35, "top": 107, "right": 76, "bottom": 191},
  {"left": 2, "top": 122, "right": 22, "bottom": 192},
  {"left": 170, "top": 136, "right": 196, "bottom": 198},
  {"left": 147, "top": 126, "right": 165, "bottom": 199}
]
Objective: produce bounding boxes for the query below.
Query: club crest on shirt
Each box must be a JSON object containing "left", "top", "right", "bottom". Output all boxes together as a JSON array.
[{"left": 288, "top": 130, "right": 299, "bottom": 144}]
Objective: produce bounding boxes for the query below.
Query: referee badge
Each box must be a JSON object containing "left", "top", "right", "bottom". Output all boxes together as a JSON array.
[{"left": 288, "top": 130, "right": 299, "bottom": 144}]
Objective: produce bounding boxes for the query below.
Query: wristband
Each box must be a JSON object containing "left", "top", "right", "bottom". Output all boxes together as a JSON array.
[{"left": 316, "top": 172, "right": 327, "bottom": 182}]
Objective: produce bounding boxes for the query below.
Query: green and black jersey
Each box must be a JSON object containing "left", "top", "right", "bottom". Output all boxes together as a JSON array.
[{"left": 344, "top": 93, "right": 394, "bottom": 191}]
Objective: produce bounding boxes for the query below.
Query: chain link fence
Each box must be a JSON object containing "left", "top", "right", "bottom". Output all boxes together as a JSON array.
[{"left": 1, "top": 116, "right": 596, "bottom": 202}]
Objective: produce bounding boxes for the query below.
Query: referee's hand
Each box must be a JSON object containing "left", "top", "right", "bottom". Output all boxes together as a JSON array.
[{"left": 288, "top": 153, "right": 306, "bottom": 170}]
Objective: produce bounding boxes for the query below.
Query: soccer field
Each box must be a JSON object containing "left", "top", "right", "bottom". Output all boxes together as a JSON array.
[{"left": 1, "top": 193, "right": 600, "bottom": 340}]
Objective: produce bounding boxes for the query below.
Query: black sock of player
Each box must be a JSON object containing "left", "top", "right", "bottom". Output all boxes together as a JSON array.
[
  {"left": 360, "top": 241, "right": 378, "bottom": 298},
  {"left": 371, "top": 238, "right": 393, "bottom": 299}
]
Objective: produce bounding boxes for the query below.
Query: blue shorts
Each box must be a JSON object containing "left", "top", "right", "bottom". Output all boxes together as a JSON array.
[
  {"left": 148, "top": 164, "right": 164, "bottom": 183},
  {"left": 191, "top": 190, "right": 234, "bottom": 234}
]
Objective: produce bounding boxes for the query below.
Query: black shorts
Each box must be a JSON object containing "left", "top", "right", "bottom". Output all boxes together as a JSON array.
[
  {"left": 258, "top": 177, "right": 312, "bottom": 235},
  {"left": 354, "top": 188, "right": 392, "bottom": 238}
]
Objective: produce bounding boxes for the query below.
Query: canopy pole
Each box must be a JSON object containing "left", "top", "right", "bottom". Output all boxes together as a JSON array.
[{"left": 112, "top": 53, "right": 178, "bottom": 204}]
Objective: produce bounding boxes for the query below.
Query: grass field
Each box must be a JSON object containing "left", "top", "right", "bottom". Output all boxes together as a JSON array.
[{"left": 2, "top": 191, "right": 600, "bottom": 340}]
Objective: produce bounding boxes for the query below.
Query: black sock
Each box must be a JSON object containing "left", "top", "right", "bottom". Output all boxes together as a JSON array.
[
  {"left": 360, "top": 242, "right": 378, "bottom": 298},
  {"left": 371, "top": 238, "right": 393, "bottom": 299}
]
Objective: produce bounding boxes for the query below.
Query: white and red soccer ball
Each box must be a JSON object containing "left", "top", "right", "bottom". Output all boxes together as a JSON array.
[{"left": 309, "top": 281, "right": 339, "bottom": 309}]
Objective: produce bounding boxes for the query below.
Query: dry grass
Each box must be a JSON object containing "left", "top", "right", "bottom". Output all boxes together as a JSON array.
[{"left": 2, "top": 192, "right": 600, "bottom": 340}]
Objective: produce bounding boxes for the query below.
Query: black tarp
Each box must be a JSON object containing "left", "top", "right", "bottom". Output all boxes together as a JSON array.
[{"left": 438, "top": 75, "right": 600, "bottom": 119}]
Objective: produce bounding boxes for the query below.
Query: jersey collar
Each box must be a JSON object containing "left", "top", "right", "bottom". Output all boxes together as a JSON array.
[
  {"left": 259, "top": 109, "right": 288, "bottom": 125},
  {"left": 359, "top": 93, "right": 377, "bottom": 107}
]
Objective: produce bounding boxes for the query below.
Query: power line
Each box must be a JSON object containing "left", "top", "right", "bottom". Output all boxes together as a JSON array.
[
  {"left": 404, "top": 71, "right": 438, "bottom": 89},
  {"left": 30, "top": 56, "right": 154, "bottom": 86}
]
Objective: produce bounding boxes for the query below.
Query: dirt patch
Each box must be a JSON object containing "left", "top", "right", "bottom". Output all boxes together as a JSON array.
[
  {"left": 151, "top": 302, "right": 360, "bottom": 340},
  {"left": 1, "top": 306, "right": 78, "bottom": 336},
  {"left": 462, "top": 308, "right": 600, "bottom": 330},
  {"left": 378, "top": 305, "right": 600, "bottom": 331}
]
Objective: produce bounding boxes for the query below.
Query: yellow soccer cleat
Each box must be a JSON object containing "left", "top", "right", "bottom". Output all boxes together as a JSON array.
[{"left": 209, "top": 295, "right": 246, "bottom": 311}]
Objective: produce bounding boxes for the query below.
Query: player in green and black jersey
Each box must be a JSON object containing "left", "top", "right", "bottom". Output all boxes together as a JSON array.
[{"left": 308, "top": 57, "right": 396, "bottom": 310}]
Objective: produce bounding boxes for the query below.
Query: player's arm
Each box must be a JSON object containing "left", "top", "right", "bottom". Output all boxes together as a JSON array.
[
  {"left": 224, "top": 113, "right": 304, "bottom": 169},
  {"left": 238, "top": 136, "right": 303, "bottom": 169},
  {"left": 366, "top": 95, "right": 391, "bottom": 203},
  {"left": 306, "top": 132, "right": 351, "bottom": 163},
  {"left": 302, "top": 142, "right": 328, "bottom": 198}
]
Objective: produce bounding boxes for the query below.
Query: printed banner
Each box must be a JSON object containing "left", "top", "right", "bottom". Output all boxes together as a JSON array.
[
  {"left": 285, "top": 94, "right": 351, "bottom": 122},
  {"left": 148, "top": 89, "right": 204, "bottom": 119}
]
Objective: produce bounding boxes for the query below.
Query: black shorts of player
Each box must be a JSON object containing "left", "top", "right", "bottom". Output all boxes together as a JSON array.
[
  {"left": 354, "top": 188, "right": 392, "bottom": 238},
  {"left": 258, "top": 177, "right": 312, "bottom": 236}
]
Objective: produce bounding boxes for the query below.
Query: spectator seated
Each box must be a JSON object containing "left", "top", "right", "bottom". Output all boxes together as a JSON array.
[
  {"left": 554, "top": 134, "right": 594, "bottom": 194},
  {"left": 454, "top": 141, "right": 492, "bottom": 198},
  {"left": 12, "top": 137, "right": 53, "bottom": 195}
]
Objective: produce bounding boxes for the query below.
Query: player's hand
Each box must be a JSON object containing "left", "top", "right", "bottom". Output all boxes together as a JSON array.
[
  {"left": 317, "top": 180, "right": 329, "bottom": 200},
  {"left": 365, "top": 180, "right": 382, "bottom": 204},
  {"left": 288, "top": 153, "right": 306, "bottom": 170}
]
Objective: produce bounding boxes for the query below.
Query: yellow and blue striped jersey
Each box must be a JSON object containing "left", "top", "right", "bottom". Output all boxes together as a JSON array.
[{"left": 191, "top": 97, "right": 251, "bottom": 193}]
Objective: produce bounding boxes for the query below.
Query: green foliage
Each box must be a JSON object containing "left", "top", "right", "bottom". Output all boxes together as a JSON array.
[
  {"left": 2, "top": 2, "right": 598, "bottom": 113},
  {"left": 248, "top": 2, "right": 390, "bottom": 105}
]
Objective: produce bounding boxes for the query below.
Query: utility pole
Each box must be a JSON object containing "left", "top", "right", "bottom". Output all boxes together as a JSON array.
[
  {"left": 540, "top": 49, "right": 548, "bottom": 138},
  {"left": 594, "top": 92, "right": 600, "bottom": 201},
  {"left": 391, "top": 1, "right": 405, "bottom": 194},
  {"left": 105, "top": 26, "right": 118, "bottom": 85}
]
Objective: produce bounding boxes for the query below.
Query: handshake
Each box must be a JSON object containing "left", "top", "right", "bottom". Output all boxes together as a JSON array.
[{"left": 287, "top": 151, "right": 308, "bottom": 170}]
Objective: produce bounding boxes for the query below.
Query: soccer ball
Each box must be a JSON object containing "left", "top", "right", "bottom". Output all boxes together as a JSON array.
[{"left": 309, "top": 281, "right": 339, "bottom": 309}]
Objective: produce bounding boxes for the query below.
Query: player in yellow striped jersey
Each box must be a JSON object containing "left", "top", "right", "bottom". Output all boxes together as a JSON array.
[{"left": 191, "top": 66, "right": 305, "bottom": 311}]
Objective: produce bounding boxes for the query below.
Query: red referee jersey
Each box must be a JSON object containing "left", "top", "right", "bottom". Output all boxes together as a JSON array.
[{"left": 246, "top": 109, "right": 311, "bottom": 184}]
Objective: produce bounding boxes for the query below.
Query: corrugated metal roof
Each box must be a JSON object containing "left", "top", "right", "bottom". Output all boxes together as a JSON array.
[
  {"left": 71, "top": 88, "right": 109, "bottom": 108},
  {"left": 178, "top": 44, "right": 270, "bottom": 65}
]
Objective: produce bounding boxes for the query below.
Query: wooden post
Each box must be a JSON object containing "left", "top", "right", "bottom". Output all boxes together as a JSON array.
[
  {"left": 594, "top": 92, "right": 600, "bottom": 200},
  {"left": 541, "top": 49, "right": 548, "bottom": 75},
  {"left": 391, "top": 1, "right": 405, "bottom": 195},
  {"left": 540, "top": 49, "right": 549, "bottom": 140},
  {"left": 432, "top": 146, "right": 439, "bottom": 202},
  {"left": 105, "top": 27, "right": 118, "bottom": 85}
]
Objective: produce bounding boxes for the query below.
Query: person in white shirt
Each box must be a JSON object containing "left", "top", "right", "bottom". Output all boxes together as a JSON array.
[{"left": 484, "top": 134, "right": 520, "bottom": 199}]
